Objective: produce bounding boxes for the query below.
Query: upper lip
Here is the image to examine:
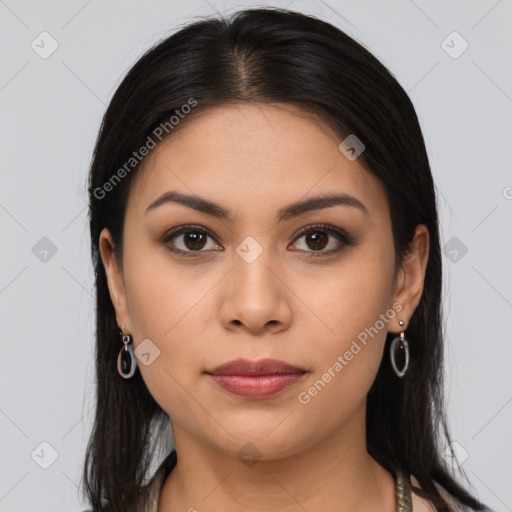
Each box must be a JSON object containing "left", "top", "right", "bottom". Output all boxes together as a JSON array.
[{"left": 206, "top": 358, "right": 307, "bottom": 376}]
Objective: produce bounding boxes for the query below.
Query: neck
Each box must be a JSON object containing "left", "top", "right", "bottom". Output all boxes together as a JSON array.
[{"left": 158, "top": 408, "right": 396, "bottom": 512}]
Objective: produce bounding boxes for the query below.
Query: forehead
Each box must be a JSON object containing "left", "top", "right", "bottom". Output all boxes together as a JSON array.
[{"left": 126, "top": 103, "right": 389, "bottom": 221}]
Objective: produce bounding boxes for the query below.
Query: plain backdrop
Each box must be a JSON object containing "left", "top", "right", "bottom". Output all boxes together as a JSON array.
[{"left": 1, "top": 1, "right": 511, "bottom": 511}]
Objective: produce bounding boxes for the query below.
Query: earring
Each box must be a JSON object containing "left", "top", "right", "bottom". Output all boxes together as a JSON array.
[
  {"left": 390, "top": 320, "right": 409, "bottom": 378},
  {"left": 117, "top": 325, "right": 137, "bottom": 379}
]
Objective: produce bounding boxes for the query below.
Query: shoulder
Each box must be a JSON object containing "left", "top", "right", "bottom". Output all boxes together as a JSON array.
[{"left": 410, "top": 475, "right": 465, "bottom": 512}]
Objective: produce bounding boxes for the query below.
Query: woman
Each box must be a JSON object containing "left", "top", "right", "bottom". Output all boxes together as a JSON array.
[{"left": 82, "top": 7, "right": 491, "bottom": 512}]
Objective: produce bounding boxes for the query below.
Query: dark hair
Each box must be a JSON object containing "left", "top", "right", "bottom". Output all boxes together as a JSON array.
[{"left": 83, "top": 7, "right": 489, "bottom": 512}]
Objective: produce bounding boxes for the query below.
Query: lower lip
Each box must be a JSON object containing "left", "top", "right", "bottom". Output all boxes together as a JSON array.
[{"left": 207, "top": 373, "right": 305, "bottom": 399}]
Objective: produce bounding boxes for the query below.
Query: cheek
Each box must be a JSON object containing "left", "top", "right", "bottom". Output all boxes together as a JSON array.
[
  {"left": 121, "top": 244, "right": 221, "bottom": 384},
  {"left": 292, "top": 278, "right": 394, "bottom": 428},
  {"left": 120, "top": 248, "right": 214, "bottom": 418},
  {"left": 298, "top": 244, "right": 395, "bottom": 341},
  {"left": 122, "top": 240, "right": 205, "bottom": 337},
  {"left": 296, "top": 246, "right": 396, "bottom": 391}
]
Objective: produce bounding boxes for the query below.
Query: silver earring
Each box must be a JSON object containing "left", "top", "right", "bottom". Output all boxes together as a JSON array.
[
  {"left": 117, "top": 325, "right": 137, "bottom": 379},
  {"left": 390, "top": 320, "right": 409, "bottom": 378}
]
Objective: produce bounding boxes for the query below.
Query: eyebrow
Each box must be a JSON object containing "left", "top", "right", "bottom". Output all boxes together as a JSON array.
[{"left": 145, "top": 190, "right": 368, "bottom": 222}]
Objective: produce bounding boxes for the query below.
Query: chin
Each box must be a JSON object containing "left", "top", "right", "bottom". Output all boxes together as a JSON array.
[{"left": 204, "top": 427, "right": 315, "bottom": 464}]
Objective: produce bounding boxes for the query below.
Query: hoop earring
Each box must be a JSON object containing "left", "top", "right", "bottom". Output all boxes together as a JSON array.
[
  {"left": 390, "top": 320, "right": 409, "bottom": 378},
  {"left": 117, "top": 325, "right": 137, "bottom": 379}
]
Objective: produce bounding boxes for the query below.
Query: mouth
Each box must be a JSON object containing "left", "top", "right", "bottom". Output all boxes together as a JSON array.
[{"left": 204, "top": 358, "right": 308, "bottom": 399}]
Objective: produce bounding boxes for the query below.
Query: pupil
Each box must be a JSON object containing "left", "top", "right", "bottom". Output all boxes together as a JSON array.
[
  {"left": 307, "top": 232, "right": 328, "bottom": 251},
  {"left": 185, "top": 232, "right": 206, "bottom": 250}
]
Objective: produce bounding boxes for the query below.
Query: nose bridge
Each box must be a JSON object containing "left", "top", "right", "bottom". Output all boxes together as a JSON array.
[
  {"left": 233, "top": 237, "right": 279, "bottom": 305},
  {"left": 220, "top": 235, "right": 291, "bottom": 333}
]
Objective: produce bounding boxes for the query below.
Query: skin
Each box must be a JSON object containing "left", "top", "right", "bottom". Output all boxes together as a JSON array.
[{"left": 100, "top": 103, "right": 430, "bottom": 512}]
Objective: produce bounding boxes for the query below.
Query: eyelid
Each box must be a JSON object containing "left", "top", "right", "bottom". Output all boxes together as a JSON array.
[
  {"left": 291, "top": 223, "right": 350, "bottom": 243},
  {"left": 162, "top": 224, "right": 217, "bottom": 240}
]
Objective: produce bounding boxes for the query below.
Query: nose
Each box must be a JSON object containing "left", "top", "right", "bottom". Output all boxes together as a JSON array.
[{"left": 218, "top": 248, "right": 293, "bottom": 336}]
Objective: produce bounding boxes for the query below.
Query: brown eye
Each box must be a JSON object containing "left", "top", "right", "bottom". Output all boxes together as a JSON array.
[
  {"left": 290, "top": 224, "right": 350, "bottom": 255},
  {"left": 161, "top": 225, "right": 222, "bottom": 257},
  {"left": 182, "top": 231, "right": 207, "bottom": 250},
  {"left": 304, "top": 232, "right": 329, "bottom": 251}
]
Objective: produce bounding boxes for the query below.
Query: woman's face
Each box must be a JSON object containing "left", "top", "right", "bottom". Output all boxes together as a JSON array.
[{"left": 101, "top": 103, "right": 428, "bottom": 461}]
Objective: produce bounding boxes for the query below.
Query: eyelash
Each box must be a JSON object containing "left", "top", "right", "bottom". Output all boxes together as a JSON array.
[{"left": 160, "top": 223, "right": 351, "bottom": 258}]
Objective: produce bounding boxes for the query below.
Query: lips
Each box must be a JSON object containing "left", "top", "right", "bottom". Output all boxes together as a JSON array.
[
  {"left": 205, "top": 358, "right": 307, "bottom": 399},
  {"left": 206, "top": 358, "right": 306, "bottom": 376}
]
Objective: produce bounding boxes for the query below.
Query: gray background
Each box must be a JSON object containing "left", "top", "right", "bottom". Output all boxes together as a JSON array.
[{"left": 1, "top": 0, "right": 511, "bottom": 510}]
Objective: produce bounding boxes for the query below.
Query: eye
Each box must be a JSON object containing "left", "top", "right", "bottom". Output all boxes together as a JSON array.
[
  {"left": 161, "top": 225, "right": 222, "bottom": 257},
  {"left": 161, "top": 223, "right": 351, "bottom": 258},
  {"left": 288, "top": 224, "right": 350, "bottom": 256}
]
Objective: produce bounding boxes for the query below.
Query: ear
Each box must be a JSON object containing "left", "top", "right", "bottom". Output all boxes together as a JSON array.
[
  {"left": 389, "top": 224, "right": 430, "bottom": 333},
  {"left": 99, "top": 227, "right": 132, "bottom": 332}
]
